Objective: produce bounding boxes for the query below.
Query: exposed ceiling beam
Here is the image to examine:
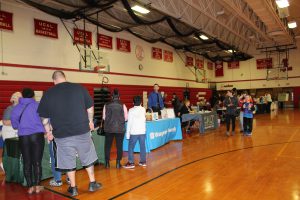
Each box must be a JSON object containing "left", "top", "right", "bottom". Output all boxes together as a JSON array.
[
  {"left": 147, "top": 0, "right": 257, "bottom": 54},
  {"left": 217, "top": 0, "right": 273, "bottom": 45}
]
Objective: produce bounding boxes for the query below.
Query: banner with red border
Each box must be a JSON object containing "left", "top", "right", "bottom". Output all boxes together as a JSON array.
[
  {"left": 256, "top": 58, "right": 272, "bottom": 69},
  {"left": 73, "top": 28, "right": 92, "bottom": 45},
  {"left": 152, "top": 47, "right": 162, "bottom": 60},
  {"left": 116, "top": 38, "right": 131, "bottom": 52},
  {"left": 97, "top": 33, "right": 113, "bottom": 49},
  {"left": 0, "top": 11, "right": 13, "bottom": 31},
  {"left": 34, "top": 19, "right": 58, "bottom": 39},
  {"left": 164, "top": 50, "right": 173, "bottom": 62},
  {"left": 228, "top": 61, "right": 239, "bottom": 69}
]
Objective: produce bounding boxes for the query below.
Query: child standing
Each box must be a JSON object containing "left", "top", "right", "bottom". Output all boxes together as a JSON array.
[
  {"left": 243, "top": 95, "right": 255, "bottom": 136},
  {"left": 238, "top": 93, "right": 246, "bottom": 133},
  {"left": 123, "top": 96, "right": 147, "bottom": 169}
]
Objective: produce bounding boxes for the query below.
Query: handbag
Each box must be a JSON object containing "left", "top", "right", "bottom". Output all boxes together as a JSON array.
[{"left": 97, "top": 119, "right": 105, "bottom": 136}]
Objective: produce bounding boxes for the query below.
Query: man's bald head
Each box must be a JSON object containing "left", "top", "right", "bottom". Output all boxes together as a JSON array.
[{"left": 52, "top": 71, "right": 66, "bottom": 85}]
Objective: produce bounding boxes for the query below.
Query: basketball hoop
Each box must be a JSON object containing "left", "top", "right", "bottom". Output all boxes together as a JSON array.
[
  {"left": 94, "top": 65, "right": 109, "bottom": 84},
  {"left": 94, "top": 65, "right": 106, "bottom": 72}
]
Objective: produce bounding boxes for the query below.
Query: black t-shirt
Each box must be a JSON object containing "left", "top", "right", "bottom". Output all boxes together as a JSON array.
[
  {"left": 180, "top": 105, "right": 191, "bottom": 117},
  {"left": 38, "top": 82, "right": 93, "bottom": 138}
]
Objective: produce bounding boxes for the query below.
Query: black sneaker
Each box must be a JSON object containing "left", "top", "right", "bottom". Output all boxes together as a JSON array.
[
  {"left": 67, "top": 186, "right": 78, "bottom": 197},
  {"left": 88, "top": 181, "right": 102, "bottom": 192}
]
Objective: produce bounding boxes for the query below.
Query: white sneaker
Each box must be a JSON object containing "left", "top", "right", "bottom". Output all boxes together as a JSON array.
[
  {"left": 139, "top": 162, "right": 147, "bottom": 167},
  {"left": 49, "top": 179, "right": 63, "bottom": 187}
]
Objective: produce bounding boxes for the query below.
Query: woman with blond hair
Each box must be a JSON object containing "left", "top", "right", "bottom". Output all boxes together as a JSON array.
[
  {"left": 1, "top": 92, "right": 22, "bottom": 172},
  {"left": 2, "top": 92, "right": 22, "bottom": 140}
]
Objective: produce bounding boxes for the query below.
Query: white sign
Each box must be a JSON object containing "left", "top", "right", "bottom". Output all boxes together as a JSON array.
[{"left": 149, "top": 127, "right": 177, "bottom": 140}]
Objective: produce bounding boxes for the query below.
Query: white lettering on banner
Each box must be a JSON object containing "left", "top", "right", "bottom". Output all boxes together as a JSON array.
[{"left": 149, "top": 127, "right": 176, "bottom": 140}]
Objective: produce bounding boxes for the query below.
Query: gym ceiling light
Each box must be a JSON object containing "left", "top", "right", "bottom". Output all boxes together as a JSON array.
[{"left": 131, "top": 5, "right": 150, "bottom": 14}]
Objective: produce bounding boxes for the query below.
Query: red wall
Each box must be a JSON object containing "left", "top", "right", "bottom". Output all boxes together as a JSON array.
[{"left": 0, "top": 80, "right": 212, "bottom": 118}]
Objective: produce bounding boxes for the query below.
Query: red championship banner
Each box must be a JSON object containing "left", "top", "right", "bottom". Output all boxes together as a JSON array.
[
  {"left": 34, "top": 19, "right": 58, "bottom": 39},
  {"left": 152, "top": 47, "right": 162, "bottom": 60},
  {"left": 164, "top": 50, "right": 173, "bottom": 62},
  {"left": 97, "top": 34, "right": 112, "bottom": 49},
  {"left": 215, "top": 61, "right": 224, "bottom": 77},
  {"left": 186, "top": 56, "right": 194, "bottom": 66},
  {"left": 73, "top": 28, "right": 92, "bottom": 45},
  {"left": 256, "top": 58, "right": 272, "bottom": 69},
  {"left": 116, "top": 38, "right": 131, "bottom": 52},
  {"left": 207, "top": 61, "right": 214, "bottom": 70},
  {"left": 195, "top": 58, "right": 204, "bottom": 69},
  {"left": 228, "top": 61, "right": 239, "bottom": 69},
  {"left": 0, "top": 11, "right": 13, "bottom": 31}
]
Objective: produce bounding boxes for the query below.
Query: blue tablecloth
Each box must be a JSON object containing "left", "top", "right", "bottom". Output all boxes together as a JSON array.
[
  {"left": 182, "top": 112, "right": 218, "bottom": 133},
  {"left": 123, "top": 118, "right": 182, "bottom": 153}
]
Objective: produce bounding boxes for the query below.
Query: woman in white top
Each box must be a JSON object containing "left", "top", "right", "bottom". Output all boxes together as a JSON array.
[
  {"left": 123, "top": 96, "right": 147, "bottom": 169},
  {"left": 1, "top": 92, "right": 22, "bottom": 140},
  {"left": 1, "top": 92, "right": 22, "bottom": 172}
]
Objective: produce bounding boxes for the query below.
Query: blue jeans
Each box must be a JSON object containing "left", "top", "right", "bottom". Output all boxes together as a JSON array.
[
  {"left": 128, "top": 134, "right": 146, "bottom": 163},
  {"left": 49, "top": 140, "right": 61, "bottom": 182}
]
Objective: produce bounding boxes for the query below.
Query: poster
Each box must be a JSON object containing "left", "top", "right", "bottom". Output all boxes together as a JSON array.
[
  {"left": 97, "top": 34, "right": 112, "bottom": 49},
  {"left": 195, "top": 59, "right": 204, "bottom": 69},
  {"left": 152, "top": 47, "right": 162, "bottom": 60},
  {"left": 256, "top": 58, "right": 273, "bottom": 69},
  {"left": 228, "top": 61, "right": 239, "bottom": 69},
  {"left": 34, "top": 19, "right": 58, "bottom": 38},
  {"left": 73, "top": 28, "right": 92, "bottom": 45},
  {"left": 215, "top": 61, "right": 224, "bottom": 77},
  {"left": 164, "top": 50, "right": 173, "bottom": 62},
  {"left": 116, "top": 38, "right": 131, "bottom": 52},
  {"left": 207, "top": 62, "right": 213, "bottom": 70},
  {"left": 0, "top": 11, "right": 13, "bottom": 31},
  {"left": 186, "top": 56, "right": 194, "bottom": 66}
]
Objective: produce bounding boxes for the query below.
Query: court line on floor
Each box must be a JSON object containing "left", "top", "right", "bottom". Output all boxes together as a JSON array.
[
  {"left": 276, "top": 128, "right": 299, "bottom": 158},
  {"left": 44, "top": 187, "right": 78, "bottom": 200},
  {"left": 108, "top": 140, "right": 300, "bottom": 200},
  {"left": 279, "top": 155, "right": 300, "bottom": 159}
]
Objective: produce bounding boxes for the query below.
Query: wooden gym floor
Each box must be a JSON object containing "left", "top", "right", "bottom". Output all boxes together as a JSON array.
[{"left": 1, "top": 109, "right": 300, "bottom": 200}]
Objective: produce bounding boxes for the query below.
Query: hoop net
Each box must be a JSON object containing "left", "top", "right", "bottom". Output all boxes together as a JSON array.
[{"left": 94, "top": 65, "right": 109, "bottom": 84}]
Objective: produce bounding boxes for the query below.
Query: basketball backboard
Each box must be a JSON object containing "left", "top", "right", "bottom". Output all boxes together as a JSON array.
[
  {"left": 195, "top": 68, "right": 207, "bottom": 83},
  {"left": 266, "top": 64, "right": 288, "bottom": 81}
]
